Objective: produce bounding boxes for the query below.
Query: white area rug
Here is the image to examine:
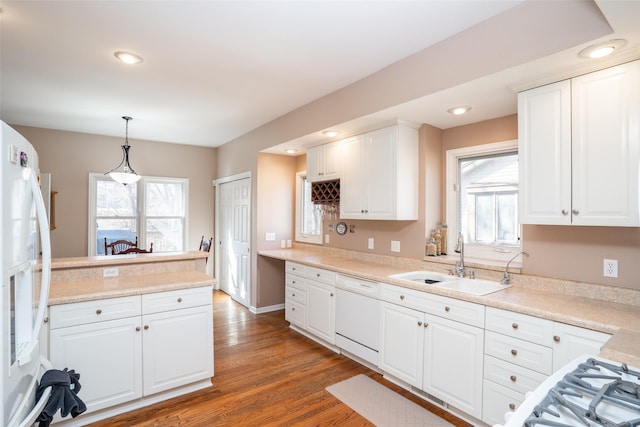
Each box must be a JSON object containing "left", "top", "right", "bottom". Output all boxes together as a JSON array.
[{"left": 326, "top": 374, "right": 454, "bottom": 426}]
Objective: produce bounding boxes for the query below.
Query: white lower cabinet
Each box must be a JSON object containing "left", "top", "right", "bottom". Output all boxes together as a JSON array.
[
  {"left": 423, "top": 314, "right": 484, "bottom": 419},
  {"left": 306, "top": 281, "right": 336, "bottom": 345},
  {"left": 379, "top": 301, "right": 424, "bottom": 388},
  {"left": 551, "top": 321, "right": 611, "bottom": 372},
  {"left": 49, "top": 287, "right": 213, "bottom": 416},
  {"left": 379, "top": 283, "right": 484, "bottom": 418}
]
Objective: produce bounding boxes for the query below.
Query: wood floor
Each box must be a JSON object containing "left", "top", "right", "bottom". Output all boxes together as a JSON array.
[{"left": 89, "top": 291, "right": 472, "bottom": 426}]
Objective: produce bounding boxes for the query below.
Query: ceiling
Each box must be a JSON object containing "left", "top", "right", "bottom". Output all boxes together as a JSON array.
[{"left": 1, "top": 1, "right": 639, "bottom": 153}]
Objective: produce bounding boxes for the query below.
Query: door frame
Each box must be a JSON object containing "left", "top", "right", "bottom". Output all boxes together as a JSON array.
[{"left": 213, "top": 171, "right": 252, "bottom": 304}]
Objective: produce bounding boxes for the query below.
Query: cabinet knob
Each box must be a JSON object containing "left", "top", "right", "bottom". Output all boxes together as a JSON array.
[
  {"left": 177, "top": 297, "right": 183, "bottom": 303},
  {"left": 445, "top": 306, "right": 450, "bottom": 312},
  {"left": 136, "top": 326, "right": 141, "bottom": 332},
  {"left": 316, "top": 273, "right": 321, "bottom": 278},
  {"left": 418, "top": 321, "right": 423, "bottom": 326},
  {"left": 509, "top": 403, "right": 516, "bottom": 410},
  {"left": 96, "top": 309, "right": 102, "bottom": 315},
  {"left": 330, "top": 293, "right": 334, "bottom": 297},
  {"left": 292, "top": 293, "right": 296, "bottom": 297},
  {"left": 562, "top": 209, "right": 569, "bottom": 215},
  {"left": 511, "top": 349, "right": 518, "bottom": 356},
  {"left": 572, "top": 209, "right": 579, "bottom": 215},
  {"left": 553, "top": 335, "right": 561, "bottom": 343},
  {"left": 364, "top": 210, "right": 368, "bottom": 214},
  {"left": 144, "top": 325, "right": 149, "bottom": 330},
  {"left": 512, "top": 323, "right": 518, "bottom": 330},
  {"left": 400, "top": 295, "right": 405, "bottom": 300},
  {"left": 510, "top": 375, "right": 517, "bottom": 382},
  {"left": 291, "top": 307, "right": 295, "bottom": 311},
  {"left": 424, "top": 323, "right": 429, "bottom": 328},
  {"left": 43, "top": 317, "right": 49, "bottom": 324}
]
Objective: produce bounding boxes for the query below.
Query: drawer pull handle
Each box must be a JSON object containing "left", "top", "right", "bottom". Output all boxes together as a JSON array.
[
  {"left": 512, "top": 323, "right": 518, "bottom": 329},
  {"left": 136, "top": 326, "right": 141, "bottom": 332},
  {"left": 418, "top": 321, "right": 423, "bottom": 326},
  {"left": 96, "top": 309, "right": 102, "bottom": 315},
  {"left": 509, "top": 403, "right": 516, "bottom": 410},
  {"left": 553, "top": 335, "right": 560, "bottom": 343},
  {"left": 511, "top": 349, "right": 518, "bottom": 356},
  {"left": 144, "top": 325, "right": 149, "bottom": 330},
  {"left": 177, "top": 297, "right": 183, "bottom": 303},
  {"left": 445, "top": 306, "right": 450, "bottom": 312},
  {"left": 400, "top": 295, "right": 405, "bottom": 300},
  {"left": 510, "top": 375, "right": 517, "bottom": 382}
]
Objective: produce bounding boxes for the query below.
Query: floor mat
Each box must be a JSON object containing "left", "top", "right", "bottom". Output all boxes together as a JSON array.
[{"left": 326, "top": 374, "right": 454, "bottom": 426}]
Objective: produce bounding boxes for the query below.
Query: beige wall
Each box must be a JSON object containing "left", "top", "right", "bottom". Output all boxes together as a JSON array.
[{"left": 14, "top": 125, "right": 217, "bottom": 272}]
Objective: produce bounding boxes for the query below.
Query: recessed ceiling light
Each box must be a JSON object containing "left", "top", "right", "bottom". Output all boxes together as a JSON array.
[
  {"left": 578, "top": 39, "right": 626, "bottom": 59},
  {"left": 447, "top": 106, "right": 471, "bottom": 115},
  {"left": 114, "top": 51, "right": 144, "bottom": 65},
  {"left": 284, "top": 148, "right": 298, "bottom": 154},
  {"left": 323, "top": 130, "right": 338, "bottom": 137}
]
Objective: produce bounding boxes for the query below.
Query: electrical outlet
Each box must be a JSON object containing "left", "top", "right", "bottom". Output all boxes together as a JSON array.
[
  {"left": 391, "top": 240, "right": 401, "bottom": 252},
  {"left": 286, "top": 240, "right": 292, "bottom": 248},
  {"left": 368, "top": 238, "right": 374, "bottom": 250},
  {"left": 325, "top": 234, "right": 330, "bottom": 244},
  {"left": 280, "top": 240, "right": 286, "bottom": 248},
  {"left": 603, "top": 259, "right": 618, "bottom": 278},
  {"left": 103, "top": 267, "right": 119, "bottom": 278}
]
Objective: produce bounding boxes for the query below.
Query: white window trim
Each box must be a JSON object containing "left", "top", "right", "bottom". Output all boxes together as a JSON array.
[
  {"left": 445, "top": 139, "right": 520, "bottom": 263},
  {"left": 295, "top": 171, "right": 322, "bottom": 245},
  {"left": 88, "top": 173, "right": 189, "bottom": 255}
]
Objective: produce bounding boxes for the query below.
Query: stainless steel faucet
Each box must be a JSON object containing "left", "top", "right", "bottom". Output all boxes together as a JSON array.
[
  {"left": 501, "top": 251, "right": 530, "bottom": 285},
  {"left": 454, "top": 232, "right": 465, "bottom": 277}
]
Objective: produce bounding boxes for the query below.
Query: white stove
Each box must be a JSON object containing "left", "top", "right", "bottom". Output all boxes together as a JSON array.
[{"left": 500, "top": 355, "right": 640, "bottom": 427}]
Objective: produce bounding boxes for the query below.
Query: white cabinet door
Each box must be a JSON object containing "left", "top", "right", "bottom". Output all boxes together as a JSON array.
[
  {"left": 50, "top": 316, "right": 143, "bottom": 413},
  {"left": 379, "top": 301, "right": 424, "bottom": 388},
  {"left": 518, "top": 80, "right": 572, "bottom": 225},
  {"left": 340, "top": 124, "right": 418, "bottom": 220},
  {"left": 551, "top": 322, "right": 611, "bottom": 372},
  {"left": 571, "top": 61, "right": 640, "bottom": 226},
  {"left": 423, "top": 314, "right": 484, "bottom": 419},
  {"left": 307, "top": 142, "right": 341, "bottom": 182},
  {"left": 142, "top": 305, "right": 214, "bottom": 396},
  {"left": 518, "top": 61, "right": 640, "bottom": 226},
  {"left": 306, "top": 281, "right": 335, "bottom": 344}
]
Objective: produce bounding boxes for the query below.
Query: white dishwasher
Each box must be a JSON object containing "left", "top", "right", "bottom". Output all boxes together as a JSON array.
[{"left": 335, "top": 275, "right": 380, "bottom": 366}]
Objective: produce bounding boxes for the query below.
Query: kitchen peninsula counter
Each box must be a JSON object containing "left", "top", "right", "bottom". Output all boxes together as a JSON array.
[
  {"left": 48, "top": 251, "right": 214, "bottom": 305},
  {"left": 259, "top": 246, "right": 640, "bottom": 366}
]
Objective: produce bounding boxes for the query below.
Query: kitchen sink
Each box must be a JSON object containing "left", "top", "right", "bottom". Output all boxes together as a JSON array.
[{"left": 388, "top": 271, "right": 511, "bottom": 296}]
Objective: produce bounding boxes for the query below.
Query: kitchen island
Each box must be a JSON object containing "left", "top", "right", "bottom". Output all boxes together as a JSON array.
[{"left": 46, "top": 251, "right": 215, "bottom": 426}]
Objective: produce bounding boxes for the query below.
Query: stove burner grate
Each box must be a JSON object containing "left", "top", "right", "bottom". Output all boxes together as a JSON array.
[{"left": 523, "top": 358, "right": 640, "bottom": 427}]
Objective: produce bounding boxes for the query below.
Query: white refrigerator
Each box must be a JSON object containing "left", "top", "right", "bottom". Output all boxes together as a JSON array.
[{"left": 1, "top": 121, "right": 52, "bottom": 427}]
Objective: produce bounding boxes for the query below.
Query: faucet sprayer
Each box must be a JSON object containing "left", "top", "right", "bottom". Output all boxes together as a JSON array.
[{"left": 501, "top": 251, "right": 529, "bottom": 285}]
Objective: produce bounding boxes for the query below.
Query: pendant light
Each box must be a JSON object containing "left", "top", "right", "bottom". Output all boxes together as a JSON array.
[{"left": 106, "top": 116, "right": 141, "bottom": 184}]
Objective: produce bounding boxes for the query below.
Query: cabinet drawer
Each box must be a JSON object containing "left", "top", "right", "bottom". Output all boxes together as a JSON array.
[
  {"left": 379, "top": 283, "right": 484, "bottom": 328},
  {"left": 306, "top": 266, "right": 336, "bottom": 285},
  {"left": 285, "top": 273, "right": 307, "bottom": 291},
  {"left": 483, "top": 355, "right": 547, "bottom": 394},
  {"left": 285, "top": 261, "right": 306, "bottom": 277},
  {"left": 142, "top": 287, "right": 212, "bottom": 315},
  {"left": 285, "top": 300, "right": 306, "bottom": 328},
  {"left": 482, "top": 379, "right": 524, "bottom": 426},
  {"left": 285, "top": 285, "right": 306, "bottom": 305},
  {"left": 50, "top": 295, "right": 141, "bottom": 329},
  {"left": 486, "top": 307, "right": 553, "bottom": 344},
  {"left": 485, "top": 330, "right": 552, "bottom": 375},
  {"left": 336, "top": 274, "right": 378, "bottom": 298}
]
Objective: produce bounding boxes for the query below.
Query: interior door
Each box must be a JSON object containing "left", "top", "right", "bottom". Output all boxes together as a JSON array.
[{"left": 218, "top": 177, "right": 251, "bottom": 308}]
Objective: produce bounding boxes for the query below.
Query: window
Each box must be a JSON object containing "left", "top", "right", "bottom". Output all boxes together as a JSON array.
[
  {"left": 446, "top": 140, "right": 520, "bottom": 262},
  {"left": 295, "top": 172, "right": 322, "bottom": 244},
  {"left": 89, "top": 174, "right": 188, "bottom": 255}
]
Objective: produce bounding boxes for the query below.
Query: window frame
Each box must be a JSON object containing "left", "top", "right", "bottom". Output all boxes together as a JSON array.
[
  {"left": 88, "top": 173, "right": 189, "bottom": 255},
  {"left": 445, "top": 139, "right": 520, "bottom": 263},
  {"left": 295, "top": 171, "right": 323, "bottom": 245}
]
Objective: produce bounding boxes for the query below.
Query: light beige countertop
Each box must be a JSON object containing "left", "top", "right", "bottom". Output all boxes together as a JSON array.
[
  {"left": 259, "top": 247, "right": 640, "bottom": 367},
  {"left": 48, "top": 251, "right": 215, "bottom": 305}
]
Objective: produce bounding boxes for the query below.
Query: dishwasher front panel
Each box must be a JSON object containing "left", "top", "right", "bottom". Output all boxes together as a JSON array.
[{"left": 335, "top": 288, "right": 379, "bottom": 351}]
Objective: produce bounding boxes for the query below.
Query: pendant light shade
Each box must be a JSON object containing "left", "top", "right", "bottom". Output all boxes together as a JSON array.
[{"left": 107, "top": 116, "right": 141, "bottom": 184}]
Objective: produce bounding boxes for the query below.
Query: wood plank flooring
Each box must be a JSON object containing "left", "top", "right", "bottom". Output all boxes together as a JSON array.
[{"left": 88, "top": 290, "right": 472, "bottom": 426}]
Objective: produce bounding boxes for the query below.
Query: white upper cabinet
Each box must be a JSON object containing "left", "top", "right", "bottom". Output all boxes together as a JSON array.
[
  {"left": 306, "top": 141, "right": 342, "bottom": 182},
  {"left": 519, "top": 60, "right": 640, "bottom": 226},
  {"left": 340, "top": 123, "right": 419, "bottom": 220}
]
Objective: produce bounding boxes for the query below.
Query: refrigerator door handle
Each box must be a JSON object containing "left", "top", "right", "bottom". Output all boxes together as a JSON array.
[{"left": 22, "top": 172, "right": 51, "bottom": 364}]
